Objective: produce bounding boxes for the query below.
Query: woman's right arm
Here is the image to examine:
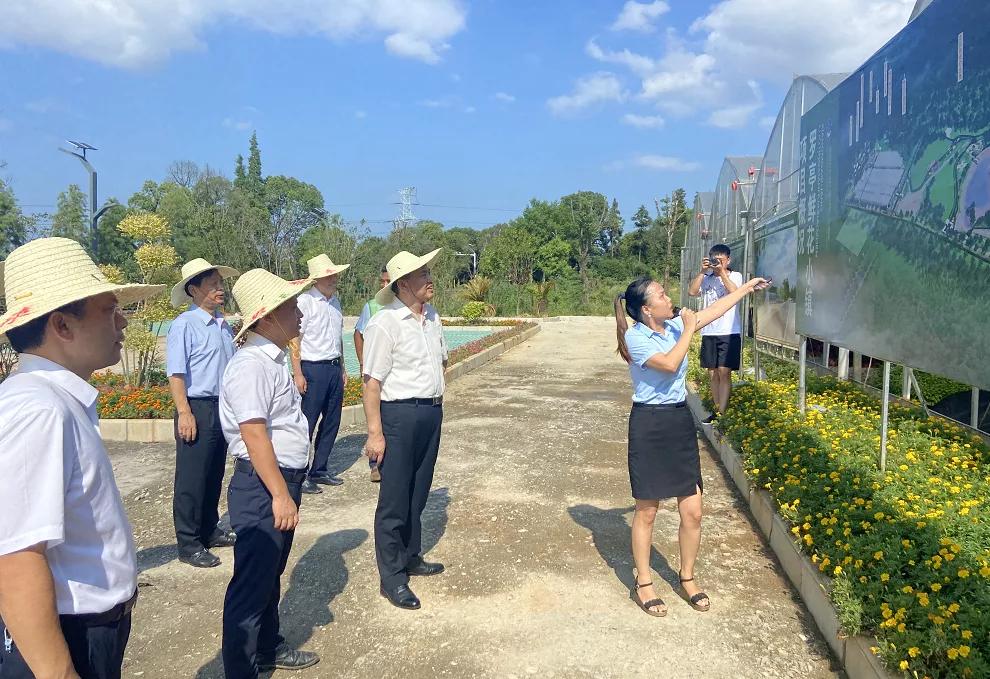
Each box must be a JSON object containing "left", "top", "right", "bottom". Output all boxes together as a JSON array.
[{"left": 642, "top": 309, "right": 697, "bottom": 373}]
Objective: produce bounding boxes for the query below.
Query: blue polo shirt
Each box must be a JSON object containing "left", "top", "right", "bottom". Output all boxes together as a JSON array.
[
  {"left": 624, "top": 318, "right": 688, "bottom": 404},
  {"left": 165, "top": 306, "right": 236, "bottom": 398}
]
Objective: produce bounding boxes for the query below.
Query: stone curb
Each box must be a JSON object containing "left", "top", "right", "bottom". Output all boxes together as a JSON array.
[
  {"left": 101, "top": 325, "right": 542, "bottom": 441},
  {"left": 685, "top": 388, "right": 895, "bottom": 679}
]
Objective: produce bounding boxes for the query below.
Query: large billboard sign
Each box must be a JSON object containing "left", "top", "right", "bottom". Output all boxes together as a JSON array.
[
  {"left": 797, "top": 0, "right": 990, "bottom": 390},
  {"left": 754, "top": 217, "right": 800, "bottom": 348}
]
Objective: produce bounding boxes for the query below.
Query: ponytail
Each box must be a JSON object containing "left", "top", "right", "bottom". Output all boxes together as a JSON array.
[
  {"left": 615, "top": 276, "right": 655, "bottom": 364},
  {"left": 615, "top": 293, "right": 631, "bottom": 364}
]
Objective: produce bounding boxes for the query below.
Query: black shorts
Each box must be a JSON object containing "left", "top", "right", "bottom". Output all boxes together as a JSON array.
[{"left": 700, "top": 334, "right": 741, "bottom": 370}]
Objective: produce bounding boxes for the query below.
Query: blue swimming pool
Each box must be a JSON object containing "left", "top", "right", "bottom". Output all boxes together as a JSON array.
[{"left": 155, "top": 321, "right": 494, "bottom": 375}]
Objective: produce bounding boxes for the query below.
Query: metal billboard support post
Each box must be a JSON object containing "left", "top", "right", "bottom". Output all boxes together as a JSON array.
[
  {"left": 902, "top": 367, "right": 912, "bottom": 400},
  {"left": 837, "top": 347, "right": 849, "bottom": 381},
  {"left": 880, "top": 361, "right": 891, "bottom": 473},
  {"left": 754, "top": 339, "right": 762, "bottom": 383},
  {"left": 822, "top": 342, "right": 831, "bottom": 374},
  {"left": 798, "top": 336, "right": 807, "bottom": 414},
  {"left": 908, "top": 370, "right": 931, "bottom": 418},
  {"left": 852, "top": 351, "right": 862, "bottom": 383},
  {"left": 972, "top": 388, "right": 981, "bottom": 430}
]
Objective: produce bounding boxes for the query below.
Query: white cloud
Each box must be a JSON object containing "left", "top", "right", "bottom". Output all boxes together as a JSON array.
[
  {"left": 582, "top": 1, "right": 912, "bottom": 123},
  {"left": 494, "top": 92, "right": 516, "bottom": 103},
  {"left": 547, "top": 72, "right": 625, "bottom": 116},
  {"left": 222, "top": 118, "right": 253, "bottom": 132},
  {"left": 611, "top": 1, "right": 670, "bottom": 33},
  {"left": 419, "top": 98, "right": 451, "bottom": 108},
  {"left": 621, "top": 113, "right": 665, "bottom": 129},
  {"left": 586, "top": 39, "right": 655, "bottom": 77},
  {"left": 759, "top": 115, "right": 777, "bottom": 129},
  {"left": 355, "top": 110, "right": 368, "bottom": 119},
  {"left": 0, "top": 0, "right": 466, "bottom": 69},
  {"left": 706, "top": 80, "right": 763, "bottom": 128},
  {"left": 635, "top": 155, "right": 701, "bottom": 171},
  {"left": 691, "top": 0, "right": 914, "bottom": 83}
]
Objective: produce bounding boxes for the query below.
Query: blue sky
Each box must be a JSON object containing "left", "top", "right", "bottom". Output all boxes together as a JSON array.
[{"left": 0, "top": 0, "right": 914, "bottom": 235}]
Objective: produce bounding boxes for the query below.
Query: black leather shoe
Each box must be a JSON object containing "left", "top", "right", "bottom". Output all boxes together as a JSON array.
[
  {"left": 300, "top": 479, "right": 323, "bottom": 494},
  {"left": 380, "top": 583, "right": 421, "bottom": 610},
  {"left": 406, "top": 558, "right": 445, "bottom": 577},
  {"left": 207, "top": 532, "right": 236, "bottom": 548},
  {"left": 178, "top": 549, "right": 221, "bottom": 568},
  {"left": 257, "top": 646, "right": 320, "bottom": 671},
  {"left": 309, "top": 473, "right": 344, "bottom": 487}
]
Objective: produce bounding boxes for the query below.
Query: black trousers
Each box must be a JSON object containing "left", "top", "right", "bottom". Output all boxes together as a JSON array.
[
  {"left": 0, "top": 610, "right": 132, "bottom": 678},
  {"left": 173, "top": 397, "right": 227, "bottom": 557},
  {"left": 375, "top": 401, "right": 443, "bottom": 589},
  {"left": 222, "top": 462, "right": 304, "bottom": 679},
  {"left": 299, "top": 361, "right": 344, "bottom": 478}
]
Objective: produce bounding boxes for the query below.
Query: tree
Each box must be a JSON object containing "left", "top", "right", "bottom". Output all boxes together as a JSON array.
[
  {"left": 654, "top": 189, "right": 689, "bottom": 287},
  {"left": 259, "top": 175, "right": 323, "bottom": 277},
  {"left": 94, "top": 202, "right": 139, "bottom": 277},
  {"left": 51, "top": 184, "right": 89, "bottom": 247},
  {"left": 0, "top": 175, "right": 27, "bottom": 257},
  {"left": 480, "top": 224, "right": 535, "bottom": 285},
  {"left": 630, "top": 204, "right": 652, "bottom": 263},
  {"left": 235, "top": 131, "right": 265, "bottom": 203},
  {"left": 560, "top": 191, "right": 618, "bottom": 302},
  {"left": 166, "top": 160, "right": 201, "bottom": 189},
  {"left": 534, "top": 236, "right": 571, "bottom": 280}
]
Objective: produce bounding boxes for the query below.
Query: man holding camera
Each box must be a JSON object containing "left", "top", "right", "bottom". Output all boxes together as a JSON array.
[{"left": 688, "top": 243, "right": 743, "bottom": 423}]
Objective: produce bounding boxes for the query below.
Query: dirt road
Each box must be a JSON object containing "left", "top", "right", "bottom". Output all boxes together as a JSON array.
[{"left": 109, "top": 317, "right": 839, "bottom": 678}]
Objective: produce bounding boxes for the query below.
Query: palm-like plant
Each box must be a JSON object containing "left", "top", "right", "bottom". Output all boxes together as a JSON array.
[{"left": 527, "top": 280, "right": 555, "bottom": 316}]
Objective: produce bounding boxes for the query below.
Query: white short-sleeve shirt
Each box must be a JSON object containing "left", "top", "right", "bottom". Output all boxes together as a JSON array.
[
  {"left": 700, "top": 270, "right": 744, "bottom": 336},
  {"left": 362, "top": 299, "right": 448, "bottom": 401},
  {"left": 220, "top": 332, "right": 310, "bottom": 469},
  {"left": 0, "top": 354, "right": 137, "bottom": 615},
  {"left": 296, "top": 288, "right": 343, "bottom": 361}
]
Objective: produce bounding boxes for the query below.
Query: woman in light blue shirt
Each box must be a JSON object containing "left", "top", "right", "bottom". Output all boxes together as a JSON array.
[{"left": 614, "top": 274, "right": 765, "bottom": 617}]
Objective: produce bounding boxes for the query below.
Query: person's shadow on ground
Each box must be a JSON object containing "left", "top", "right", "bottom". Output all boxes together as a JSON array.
[
  {"left": 567, "top": 504, "right": 679, "bottom": 592},
  {"left": 420, "top": 487, "right": 451, "bottom": 558},
  {"left": 194, "top": 528, "right": 368, "bottom": 679},
  {"left": 323, "top": 433, "right": 366, "bottom": 477}
]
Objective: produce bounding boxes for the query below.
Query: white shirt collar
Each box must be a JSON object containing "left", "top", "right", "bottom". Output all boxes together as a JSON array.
[
  {"left": 16, "top": 353, "right": 99, "bottom": 408},
  {"left": 306, "top": 287, "right": 338, "bottom": 303},
  {"left": 387, "top": 298, "right": 425, "bottom": 320},
  {"left": 242, "top": 331, "right": 286, "bottom": 362}
]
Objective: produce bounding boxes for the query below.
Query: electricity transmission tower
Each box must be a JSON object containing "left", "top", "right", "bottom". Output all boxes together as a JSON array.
[{"left": 393, "top": 187, "right": 418, "bottom": 233}]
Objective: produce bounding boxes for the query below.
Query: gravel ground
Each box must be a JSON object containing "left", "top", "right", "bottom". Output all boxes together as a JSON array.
[{"left": 107, "top": 317, "right": 842, "bottom": 679}]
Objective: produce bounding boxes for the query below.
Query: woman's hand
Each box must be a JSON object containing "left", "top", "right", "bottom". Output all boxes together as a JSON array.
[
  {"left": 747, "top": 277, "right": 770, "bottom": 291},
  {"left": 679, "top": 307, "right": 697, "bottom": 330}
]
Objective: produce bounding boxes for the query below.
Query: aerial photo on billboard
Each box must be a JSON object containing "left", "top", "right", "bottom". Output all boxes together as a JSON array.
[{"left": 797, "top": 0, "right": 990, "bottom": 389}]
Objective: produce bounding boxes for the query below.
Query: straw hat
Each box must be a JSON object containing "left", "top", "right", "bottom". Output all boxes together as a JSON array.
[
  {"left": 375, "top": 248, "right": 441, "bottom": 305},
  {"left": 230, "top": 268, "right": 314, "bottom": 342},
  {"left": 171, "top": 258, "right": 240, "bottom": 307},
  {"left": 0, "top": 237, "right": 164, "bottom": 343},
  {"left": 306, "top": 253, "right": 350, "bottom": 280}
]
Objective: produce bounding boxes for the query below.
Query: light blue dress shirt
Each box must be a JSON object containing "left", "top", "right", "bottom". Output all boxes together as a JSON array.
[
  {"left": 165, "top": 306, "right": 236, "bottom": 398},
  {"left": 624, "top": 318, "right": 688, "bottom": 404}
]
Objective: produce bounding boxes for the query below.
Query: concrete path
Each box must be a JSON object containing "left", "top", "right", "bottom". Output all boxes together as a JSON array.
[{"left": 109, "top": 317, "right": 840, "bottom": 678}]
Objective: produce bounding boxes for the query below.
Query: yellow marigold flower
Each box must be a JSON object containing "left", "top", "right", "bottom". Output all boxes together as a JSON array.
[
  {"left": 899, "top": 661, "right": 909, "bottom": 671},
  {"left": 962, "top": 630, "right": 972, "bottom": 639},
  {"left": 931, "top": 583, "right": 942, "bottom": 592},
  {"left": 901, "top": 585, "right": 914, "bottom": 594},
  {"left": 948, "top": 603, "right": 961, "bottom": 613},
  {"left": 947, "top": 648, "right": 959, "bottom": 660},
  {"left": 908, "top": 647, "right": 920, "bottom": 658},
  {"left": 833, "top": 566, "right": 842, "bottom": 576},
  {"left": 980, "top": 566, "right": 990, "bottom": 577},
  {"left": 959, "top": 645, "right": 970, "bottom": 658},
  {"left": 880, "top": 573, "right": 890, "bottom": 583},
  {"left": 958, "top": 569, "right": 970, "bottom": 578}
]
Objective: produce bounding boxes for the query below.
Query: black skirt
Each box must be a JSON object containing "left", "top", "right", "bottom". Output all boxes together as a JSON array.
[{"left": 627, "top": 402, "right": 703, "bottom": 500}]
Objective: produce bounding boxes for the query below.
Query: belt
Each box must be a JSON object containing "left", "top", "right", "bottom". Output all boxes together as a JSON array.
[
  {"left": 63, "top": 590, "right": 138, "bottom": 627},
  {"left": 384, "top": 396, "right": 443, "bottom": 406},
  {"left": 301, "top": 358, "right": 341, "bottom": 366},
  {"left": 188, "top": 395, "right": 220, "bottom": 402},
  {"left": 632, "top": 401, "right": 686, "bottom": 409},
  {"left": 234, "top": 457, "right": 308, "bottom": 483}
]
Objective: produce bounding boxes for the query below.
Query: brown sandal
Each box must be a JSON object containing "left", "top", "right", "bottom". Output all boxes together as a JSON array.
[
  {"left": 631, "top": 579, "right": 667, "bottom": 617},
  {"left": 679, "top": 574, "right": 710, "bottom": 612}
]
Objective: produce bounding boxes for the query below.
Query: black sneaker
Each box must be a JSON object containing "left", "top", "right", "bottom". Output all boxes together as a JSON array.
[
  {"left": 300, "top": 479, "right": 323, "bottom": 494},
  {"left": 701, "top": 413, "right": 718, "bottom": 424}
]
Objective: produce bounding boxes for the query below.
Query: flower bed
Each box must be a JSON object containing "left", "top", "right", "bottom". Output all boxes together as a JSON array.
[
  {"left": 93, "top": 371, "right": 175, "bottom": 419},
  {"left": 711, "top": 373, "right": 987, "bottom": 678},
  {"left": 441, "top": 318, "right": 525, "bottom": 327}
]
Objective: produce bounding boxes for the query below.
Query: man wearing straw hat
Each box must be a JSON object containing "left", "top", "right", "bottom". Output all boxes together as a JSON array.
[
  {"left": 289, "top": 253, "right": 350, "bottom": 495},
  {"left": 166, "top": 259, "right": 240, "bottom": 568},
  {"left": 362, "top": 248, "right": 448, "bottom": 610},
  {"left": 219, "top": 269, "right": 320, "bottom": 677},
  {"left": 0, "top": 238, "right": 162, "bottom": 679}
]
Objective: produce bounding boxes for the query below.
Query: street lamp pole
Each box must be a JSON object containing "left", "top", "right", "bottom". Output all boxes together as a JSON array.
[
  {"left": 59, "top": 140, "right": 110, "bottom": 257},
  {"left": 454, "top": 247, "right": 477, "bottom": 275}
]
